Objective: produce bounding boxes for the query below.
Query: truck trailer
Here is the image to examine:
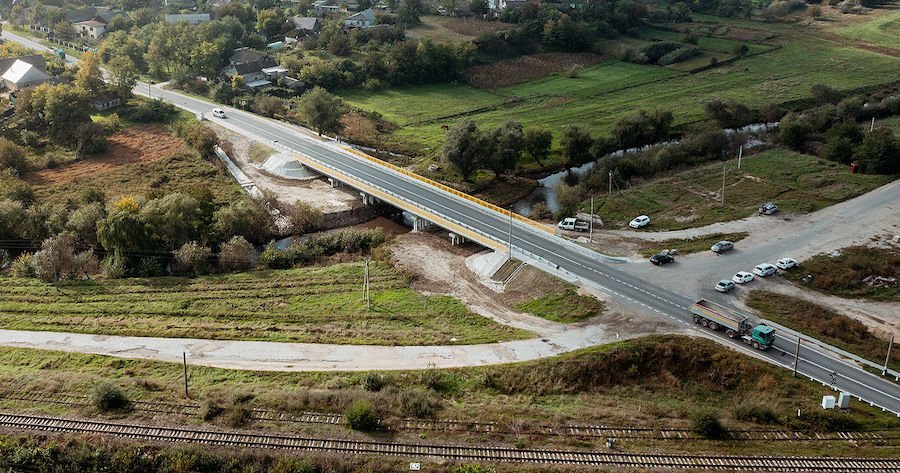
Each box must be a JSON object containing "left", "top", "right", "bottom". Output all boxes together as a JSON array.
[{"left": 689, "top": 299, "right": 775, "bottom": 350}]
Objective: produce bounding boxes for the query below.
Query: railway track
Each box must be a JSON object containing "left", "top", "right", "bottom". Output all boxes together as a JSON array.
[
  {"left": 0, "top": 412, "right": 898, "bottom": 471},
  {"left": 4, "top": 392, "right": 898, "bottom": 444}
]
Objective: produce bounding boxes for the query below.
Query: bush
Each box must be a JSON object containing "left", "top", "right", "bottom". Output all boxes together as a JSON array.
[
  {"left": 218, "top": 235, "right": 258, "bottom": 272},
  {"left": 398, "top": 388, "right": 440, "bottom": 418},
  {"left": 345, "top": 399, "right": 380, "bottom": 431},
  {"left": 733, "top": 405, "right": 780, "bottom": 425},
  {"left": 121, "top": 99, "right": 177, "bottom": 123},
  {"left": 658, "top": 46, "right": 700, "bottom": 66},
  {"left": 0, "top": 138, "right": 28, "bottom": 175},
  {"left": 102, "top": 254, "right": 127, "bottom": 279},
  {"left": 692, "top": 411, "right": 726, "bottom": 439},
  {"left": 564, "top": 64, "right": 583, "bottom": 78},
  {"left": 174, "top": 241, "right": 213, "bottom": 276},
  {"left": 361, "top": 372, "right": 385, "bottom": 392},
  {"left": 90, "top": 382, "right": 129, "bottom": 411},
  {"left": 454, "top": 466, "right": 496, "bottom": 473},
  {"left": 259, "top": 229, "right": 386, "bottom": 269},
  {"left": 530, "top": 201, "right": 552, "bottom": 220},
  {"left": 199, "top": 399, "right": 224, "bottom": 421},
  {"left": 733, "top": 44, "right": 749, "bottom": 56},
  {"left": 11, "top": 252, "right": 34, "bottom": 278}
]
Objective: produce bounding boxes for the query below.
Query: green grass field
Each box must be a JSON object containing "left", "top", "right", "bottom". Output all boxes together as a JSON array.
[
  {"left": 0, "top": 262, "right": 529, "bottom": 345},
  {"left": 515, "top": 287, "right": 605, "bottom": 323},
  {"left": 638, "top": 27, "right": 771, "bottom": 55},
  {"left": 344, "top": 34, "right": 899, "bottom": 155},
  {"left": 592, "top": 148, "right": 894, "bottom": 230},
  {"left": 831, "top": 9, "right": 900, "bottom": 50},
  {"left": 641, "top": 232, "right": 750, "bottom": 257}
]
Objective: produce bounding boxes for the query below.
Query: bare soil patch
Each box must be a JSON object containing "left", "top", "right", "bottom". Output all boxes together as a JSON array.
[
  {"left": 27, "top": 125, "right": 189, "bottom": 186},
  {"left": 465, "top": 53, "right": 606, "bottom": 89}
]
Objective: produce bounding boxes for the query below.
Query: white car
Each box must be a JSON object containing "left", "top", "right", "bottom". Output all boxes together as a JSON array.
[
  {"left": 753, "top": 263, "right": 777, "bottom": 277},
  {"left": 732, "top": 271, "right": 754, "bottom": 284},
  {"left": 776, "top": 257, "right": 797, "bottom": 270},
  {"left": 212, "top": 108, "right": 227, "bottom": 118},
  {"left": 629, "top": 215, "right": 650, "bottom": 228},
  {"left": 715, "top": 279, "right": 735, "bottom": 293}
]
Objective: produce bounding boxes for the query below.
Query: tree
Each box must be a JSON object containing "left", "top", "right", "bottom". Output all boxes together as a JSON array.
[
  {"left": 811, "top": 84, "right": 839, "bottom": 105},
  {"left": 218, "top": 236, "right": 258, "bottom": 271},
  {"left": 140, "top": 193, "right": 205, "bottom": 250},
  {"left": 97, "top": 208, "right": 150, "bottom": 260},
  {"left": 469, "top": 0, "right": 489, "bottom": 14},
  {"left": 398, "top": 0, "right": 424, "bottom": 25},
  {"left": 485, "top": 120, "right": 524, "bottom": 178},
  {"left": 327, "top": 34, "right": 352, "bottom": 57},
  {"left": 25, "top": 84, "right": 92, "bottom": 146},
  {"left": 184, "top": 124, "right": 219, "bottom": 160},
  {"left": 856, "top": 127, "right": 899, "bottom": 175},
  {"left": 442, "top": 120, "right": 482, "bottom": 181},
  {"left": 778, "top": 113, "right": 812, "bottom": 150},
  {"left": 256, "top": 8, "right": 286, "bottom": 38},
  {"left": 0, "top": 138, "right": 28, "bottom": 175},
  {"left": 107, "top": 56, "right": 138, "bottom": 99},
  {"left": 75, "top": 122, "right": 108, "bottom": 158},
  {"left": 0, "top": 199, "right": 26, "bottom": 240},
  {"left": 213, "top": 198, "right": 275, "bottom": 244},
  {"left": 66, "top": 203, "right": 105, "bottom": 247},
  {"left": 559, "top": 126, "right": 593, "bottom": 167},
  {"left": 31, "top": 232, "right": 77, "bottom": 282},
  {"left": 174, "top": 241, "right": 213, "bottom": 276},
  {"left": 75, "top": 51, "right": 105, "bottom": 97},
  {"left": 294, "top": 86, "right": 348, "bottom": 136},
  {"left": 282, "top": 200, "right": 324, "bottom": 234},
  {"left": 524, "top": 129, "right": 552, "bottom": 168}
]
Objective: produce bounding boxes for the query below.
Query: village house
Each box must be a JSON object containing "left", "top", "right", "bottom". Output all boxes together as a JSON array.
[
  {"left": 164, "top": 13, "right": 211, "bottom": 25},
  {"left": 343, "top": 8, "right": 375, "bottom": 28},
  {"left": 0, "top": 55, "right": 52, "bottom": 92}
]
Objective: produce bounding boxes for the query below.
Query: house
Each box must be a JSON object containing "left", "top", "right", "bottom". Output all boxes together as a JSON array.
[
  {"left": 73, "top": 19, "right": 106, "bottom": 39},
  {"left": 1, "top": 59, "right": 51, "bottom": 91},
  {"left": 224, "top": 63, "right": 270, "bottom": 89},
  {"left": 488, "top": 0, "right": 528, "bottom": 10},
  {"left": 165, "top": 13, "right": 211, "bottom": 25},
  {"left": 281, "top": 76, "right": 306, "bottom": 92},
  {"left": 90, "top": 93, "right": 121, "bottom": 111},
  {"left": 313, "top": 0, "right": 346, "bottom": 16},
  {"left": 164, "top": 0, "right": 197, "bottom": 9},
  {"left": 288, "top": 16, "right": 320, "bottom": 36},
  {"left": 344, "top": 8, "right": 375, "bottom": 28},
  {"left": 229, "top": 47, "right": 278, "bottom": 69}
]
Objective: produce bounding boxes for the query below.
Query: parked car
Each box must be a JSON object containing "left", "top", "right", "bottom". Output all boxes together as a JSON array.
[
  {"left": 715, "top": 279, "right": 735, "bottom": 293},
  {"left": 212, "top": 108, "right": 227, "bottom": 118},
  {"left": 629, "top": 215, "right": 650, "bottom": 228},
  {"left": 776, "top": 257, "right": 797, "bottom": 270},
  {"left": 753, "top": 263, "right": 777, "bottom": 277},
  {"left": 650, "top": 253, "right": 675, "bottom": 266},
  {"left": 732, "top": 271, "right": 754, "bottom": 284},
  {"left": 758, "top": 202, "right": 778, "bottom": 215},
  {"left": 711, "top": 241, "right": 734, "bottom": 253}
]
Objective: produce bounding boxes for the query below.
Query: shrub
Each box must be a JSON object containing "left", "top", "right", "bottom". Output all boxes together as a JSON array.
[
  {"left": 361, "top": 372, "right": 385, "bottom": 392},
  {"left": 199, "top": 399, "right": 224, "bottom": 421},
  {"left": 345, "top": 399, "right": 379, "bottom": 431},
  {"left": 692, "top": 411, "right": 726, "bottom": 439},
  {"left": 658, "top": 46, "right": 700, "bottom": 66},
  {"left": 530, "top": 201, "right": 552, "bottom": 220},
  {"left": 90, "top": 382, "right": 129, "bottom": 411},
  {"left": 10, "top": 252, "right": 34, "bottom": 278},
  {"left": 283, "top": 201, "right": 324, "bottom": 234},
  {"left": 733, "top": 44, "right": 750, "bottom": 56},
  {"left": 121, "top": 99, "right": 176, "bottom": 123},
  {"left": 454, "top": 466, "right": 496, "bottom": 473},
  {"left": 218, "top": 235, "right": 258, "bottom": 271},
  {"left": 733, "top": 405, "right": 780, "bottom": 425},
  {"left": 259, "top": 229, "right": 386, "bottom": 269},
  {"left": 811, "top": 84, "right": 840, "bottom": 105},
  {"left": 564, "top": 64, "right": 583, "bottom": 78},
  {"left": 398, "top": 388, "right": 440, "bottom": 418},
  {"left": 102, "top": 254, "right": 127, "bottom": 279},
  {"left": 0, "top": 138, "right": 28, "bottom": 175},
  {"left": 174, "top": 241, "right": 213, "bottom": 276}
]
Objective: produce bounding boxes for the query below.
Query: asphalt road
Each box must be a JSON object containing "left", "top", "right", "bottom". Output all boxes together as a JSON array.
[{"left": 3, "top": 29, "right": 897, "bottom": 414}]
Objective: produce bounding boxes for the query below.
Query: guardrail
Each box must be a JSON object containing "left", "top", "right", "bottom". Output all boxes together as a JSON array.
[
  {"left": 764, "top": 319, "right": 900, "bottom": 381},
  {"left": 341, "top": 146, "right": 555, "bottom": 235}
]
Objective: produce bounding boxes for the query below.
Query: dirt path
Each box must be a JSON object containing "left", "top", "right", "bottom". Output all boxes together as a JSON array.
[{"left": 220, "top": 131, "right": 361, "bottom": 213}]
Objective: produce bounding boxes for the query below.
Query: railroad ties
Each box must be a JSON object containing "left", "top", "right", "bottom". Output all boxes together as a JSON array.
[{"left": 0, "top": 413, "right": 898, "bottom": 472}]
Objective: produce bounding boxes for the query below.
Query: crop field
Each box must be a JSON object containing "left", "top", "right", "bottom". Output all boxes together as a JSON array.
[
  {"left": 344, "top": 33, "right": 899, "bottom": 153},
  {"left": 28, "top": 124, "right": 243, "bottom": 206},
  {"left": 831, "top": 9, "right": 900, "bottom": 51},
  {"left": 638, "top": 27, "right": 772, "bottom": 55},
  {"left": 0, "top": 262, "right": 529, "bottom": 345},
  {"left": 592, "top": 148, "right": 894, "bottom": 230}
]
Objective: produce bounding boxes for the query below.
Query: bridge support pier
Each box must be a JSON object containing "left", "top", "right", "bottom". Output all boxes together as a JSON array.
[
  {"left": 449, "top": 232, "right": 467, "bottom": 246},
  {"left": 328, "top": 178, "right": 341, "bottom": 188},
  {"left": 412, "top": 217, "right": 431, "bottom": 233},
  {"left": 359, "top": 192, "right": 377, "bottom": 206}
]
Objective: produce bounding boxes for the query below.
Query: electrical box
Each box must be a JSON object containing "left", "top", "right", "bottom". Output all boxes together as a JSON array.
[
  {"left": 837, "top": 392, "right": 850, "bottom": 409},
  {"left": 822, "top": 395, "right": 836, "bottom": 409}
]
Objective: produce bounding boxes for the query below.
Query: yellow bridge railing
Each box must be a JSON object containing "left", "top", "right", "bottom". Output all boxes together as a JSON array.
[{"left": 342, "top": 146, "right": 554, "bottom": 234}]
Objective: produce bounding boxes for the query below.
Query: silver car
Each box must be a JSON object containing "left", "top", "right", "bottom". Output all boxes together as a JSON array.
[
  {"left": 711, "top": 241, "right": 734, "bottom": 253},
  {"left": 715, "top": 279, "right": 735, "bottom": 292}
]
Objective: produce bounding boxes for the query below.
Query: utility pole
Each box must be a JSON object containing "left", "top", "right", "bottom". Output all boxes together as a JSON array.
[
  {"left": 721, "top": 162, "right": 727, "bottom": 205},
  {"left": 884, "top": 333, "right": 894, "bottom": 376},
  {"left": 507, "top": 208, "right": 513, "bottom": 262},
  {"left": 589, "top": 195, "right": 594, "bottom": 243},
  {"left": 793, "top": 336, "right": 801, "bottom": 378},
  {"left": 870, "top": 117, "right": 875, "bottom": 132},
  {"left": 183, "top": 352, "right": 189, "bottom": 398},
  {"left": 608, "top": 170, "right": 613, "bottom": 197},
  {"left": 737, "top": 144, "right": 743, "bottom": 169},
  {"left": 364, "top": 257, "right": 370, "bottom": 310}
]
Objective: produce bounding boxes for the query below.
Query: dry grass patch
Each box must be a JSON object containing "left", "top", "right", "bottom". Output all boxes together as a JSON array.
[
  {"left": 783, "top": 246, "right": 899, "bottom": 302},
  {"left": 443, "top": 17, "right": 515, "bottom": 36},
  {"left": 466, "top": 53, "right": 606, "bottom": 89}
]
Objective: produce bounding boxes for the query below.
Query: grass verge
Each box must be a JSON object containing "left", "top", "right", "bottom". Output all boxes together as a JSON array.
[
  {"left": 782, "top": 246, "right": 899, "bottom": 302},
  {"left": 746, "top": 290, "right": 899, "bottom": 371},
  {"left": 515, "top": 287, "right": 605, "bottom": 323},
  {"left": 0, "top": 262, "right": 529, "bottom": 345},
  {"left": 592, "top": 148, "right": 895, "bottom": 230},
  {"left": 641, "top": 232, "right": 750, "bottom": 257}
]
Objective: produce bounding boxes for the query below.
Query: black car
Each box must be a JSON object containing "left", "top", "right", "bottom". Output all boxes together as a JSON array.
[{"left": 650, "top": 253, "right": 675, "bottom": 265}]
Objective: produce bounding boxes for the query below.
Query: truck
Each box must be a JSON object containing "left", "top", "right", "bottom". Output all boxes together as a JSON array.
[
  {"left": 557, "top": 217, "right": 590, "bottom": 232},
  {"left": 689, "top": 299, "right": 775, "bottom": 350}
]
